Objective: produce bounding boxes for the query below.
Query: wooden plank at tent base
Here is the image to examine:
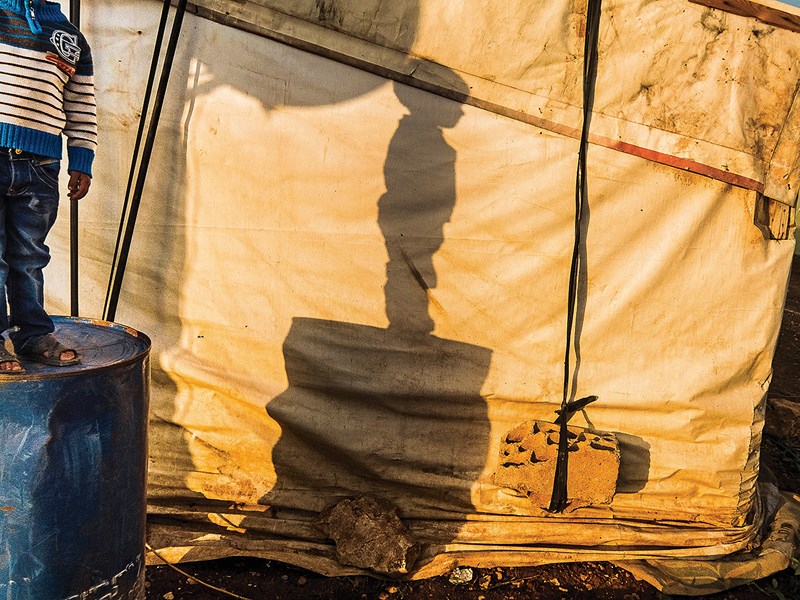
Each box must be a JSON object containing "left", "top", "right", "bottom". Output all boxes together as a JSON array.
[{"left": 689, "top": 0, "right": 800, "bottom": 33}]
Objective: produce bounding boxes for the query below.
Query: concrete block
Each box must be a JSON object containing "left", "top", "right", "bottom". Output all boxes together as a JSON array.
[{"left": 493, "top": 420, "right": 620, "bottom": 508}]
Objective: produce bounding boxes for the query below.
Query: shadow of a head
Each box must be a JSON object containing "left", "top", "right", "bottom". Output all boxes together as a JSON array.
[{"left": 392, "top": 72, "right": 469, "bottom": 129}]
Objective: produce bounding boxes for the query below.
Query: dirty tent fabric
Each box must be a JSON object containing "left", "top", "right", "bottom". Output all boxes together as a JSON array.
[{"left": 51, "top": 0, "right": 800, "bottom": 592}]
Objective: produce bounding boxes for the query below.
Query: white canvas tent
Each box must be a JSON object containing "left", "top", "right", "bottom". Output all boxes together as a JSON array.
[{"left": 45, "top": 0, "right": 800, "bottom": 593}]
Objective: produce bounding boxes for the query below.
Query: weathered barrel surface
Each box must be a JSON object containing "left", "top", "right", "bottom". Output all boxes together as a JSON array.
[{"left": 1, "top": 317, "right": 150, "bottom": 600}]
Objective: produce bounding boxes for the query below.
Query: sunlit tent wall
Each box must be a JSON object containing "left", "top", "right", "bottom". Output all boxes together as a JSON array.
[{"left": 47, "top": 0, "right": 800, "bottom": 592}]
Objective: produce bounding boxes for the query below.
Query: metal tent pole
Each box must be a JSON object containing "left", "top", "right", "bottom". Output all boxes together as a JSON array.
[
  {"left": 103, "top": 0, "right": 172, "bottom": 320},
  {"left": 69, "top": 0, "right": 81, "bottom": 316},
  {"left": 104, "top": 0, "right": 188, "bottom": 322}
]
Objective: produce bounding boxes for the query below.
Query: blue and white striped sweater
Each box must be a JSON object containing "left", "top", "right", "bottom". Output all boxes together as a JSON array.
[{"left": 0, "top": 0, "right": 96, "bottom": 175}]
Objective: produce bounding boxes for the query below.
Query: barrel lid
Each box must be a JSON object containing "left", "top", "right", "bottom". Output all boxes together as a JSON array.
[{"left": 1, "top": 316, "right": 151, "bottom": 381}]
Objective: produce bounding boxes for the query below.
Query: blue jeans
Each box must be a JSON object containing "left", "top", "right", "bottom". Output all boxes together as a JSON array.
[{"left": 0, "top": 151, "right": 60, "bottom": 352}]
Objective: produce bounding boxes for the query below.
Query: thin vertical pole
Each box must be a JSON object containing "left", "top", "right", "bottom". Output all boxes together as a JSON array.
[{"left": 69, "top": 0, "right": 81, "bottom": 316}]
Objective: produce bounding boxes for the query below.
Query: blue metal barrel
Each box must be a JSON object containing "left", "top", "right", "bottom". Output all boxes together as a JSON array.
[{"left": 1, "top": 317, "right": 150, "bottom": 600}]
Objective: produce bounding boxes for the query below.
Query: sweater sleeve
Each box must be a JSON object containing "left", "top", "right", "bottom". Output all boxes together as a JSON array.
[{"left": 64, "top": 32, "right": 97, "bottom": 176}]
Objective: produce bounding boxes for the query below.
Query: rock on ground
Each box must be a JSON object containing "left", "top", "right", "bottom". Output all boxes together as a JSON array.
[
  {"left": 314, "top": 496, "right": 420, "bottom": 575},
  {"left": 765, "top": 397, "right": 800, "bottom": 442}
]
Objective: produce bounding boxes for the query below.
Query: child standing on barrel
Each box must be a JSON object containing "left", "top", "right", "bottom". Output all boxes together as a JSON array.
[{"left": 0, "top": 0, "right": 96, "bottom": 373}]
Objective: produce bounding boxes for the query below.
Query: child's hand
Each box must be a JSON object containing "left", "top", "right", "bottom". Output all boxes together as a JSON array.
[{"left": 68, "top": 170, "right": 91, "bottom": 200}]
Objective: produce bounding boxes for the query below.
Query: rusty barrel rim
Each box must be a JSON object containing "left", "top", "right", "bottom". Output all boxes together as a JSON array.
[{"left": 0, "top": 315, "right": 151, "bottom": 382}]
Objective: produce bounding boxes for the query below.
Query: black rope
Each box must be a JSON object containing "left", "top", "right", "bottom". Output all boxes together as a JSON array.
[
  {"left": 69, "top": 0, "right": 80, "bottom": 316},
  {"left": 548, "top": 0, "right": 603, "bottom": 514},
  {"left": 103, "top": 0, "right": 171, "bottom": 321},
  {"left": 104, "top": 0, "right": 188, "bottom": 322}
]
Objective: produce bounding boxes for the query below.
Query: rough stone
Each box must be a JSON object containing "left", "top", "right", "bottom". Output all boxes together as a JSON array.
[
  {"left": 493, "top": 420, "right": 620, "bottom": 508},
  {"left": 448, "top": 566, "right": 474, "bottom": 585},
  {"left": 314, "top": 496, "right": 419, "bottom": 575},
  {"left": 765, "top": 397, "right": 800, "bottom": 442}
]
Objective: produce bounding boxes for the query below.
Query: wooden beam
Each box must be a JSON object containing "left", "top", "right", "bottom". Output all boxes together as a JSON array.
[
  {"left": 755, "top": 193, "right": 796, "bottom": 240},
  {"left": 689, "top": 0, "right": 800, "bottom": 33},
  {"left": 185, "top": 0, "right": 790, "bottom": 203}
]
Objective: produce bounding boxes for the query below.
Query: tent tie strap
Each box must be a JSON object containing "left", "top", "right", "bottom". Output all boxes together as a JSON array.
[{"left": 548, "top": 0, "right": 603, "bottom": 514}]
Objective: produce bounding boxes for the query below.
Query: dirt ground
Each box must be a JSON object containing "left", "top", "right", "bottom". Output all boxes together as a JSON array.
[{"left": 145, "top": 255, "right": 800, "bottom": 600}]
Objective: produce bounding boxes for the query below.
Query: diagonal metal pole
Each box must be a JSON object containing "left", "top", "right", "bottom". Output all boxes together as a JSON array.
[
  {"left": 69, "top": 0, "right": 81, "bottom": 316},
  {"left": 105, "top": 0, "right": 188, "bottom": 323},
  {"left": 103, "top": 0, "right": 172, "bottom": 320}
]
